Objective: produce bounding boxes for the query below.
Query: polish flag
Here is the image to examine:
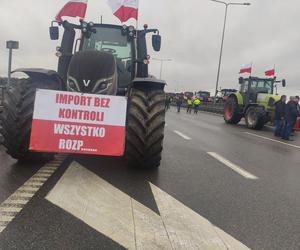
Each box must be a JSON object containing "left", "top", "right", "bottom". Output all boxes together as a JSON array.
[
  {"left": 56, "top": 0, "right": 88, "bottom": 22},
  {"left": 265, "top": 67, "right": 275, "bottom": 76},
  {"left": 239, "top": 63, "right": 252, "bottom": 74},
  {"left": 107, "top": 0, "right": 139, "bottom": 23}
]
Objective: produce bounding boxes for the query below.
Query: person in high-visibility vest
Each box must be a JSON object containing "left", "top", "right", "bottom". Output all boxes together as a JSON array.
[
  {"left": 187, "top": 98, "right": 193, "bottom": 114},
  {"left": 193, "top": 98, "right": 201, "bottom": 114}
]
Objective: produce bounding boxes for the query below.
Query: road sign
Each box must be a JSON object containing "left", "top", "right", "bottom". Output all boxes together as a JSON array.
[
  {"left": 6, "top": 40, "right": 19, "bottom": 50},
  {"left": 29, "top": 89, "right": 127, "bottom": 156}
]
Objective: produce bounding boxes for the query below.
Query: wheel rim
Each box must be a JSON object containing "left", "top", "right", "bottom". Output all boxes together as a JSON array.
[
  {"left": 247, "top": 110, "right": 257, "bottom": 126},
  {"left": 224, "top": 101, "right": 234, "bottom": 120}
]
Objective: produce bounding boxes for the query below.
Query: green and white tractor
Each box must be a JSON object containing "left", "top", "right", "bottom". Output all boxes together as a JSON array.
[{"left": 224, "top": 76, "right": 286, "bottom": 130}]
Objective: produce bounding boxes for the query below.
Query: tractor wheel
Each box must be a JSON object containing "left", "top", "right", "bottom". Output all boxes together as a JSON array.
[
  {"left": 125, "top": 88, "right": 165, "bottom": 168},
  {"left": 245, "top": 106, "right": 266, "bottom": 130},
  {"left": 0, "top": 78, "right": 61, "bottom": 162},
  {"left": 224, "top": 97, "right": 242, "bottom": 124}
]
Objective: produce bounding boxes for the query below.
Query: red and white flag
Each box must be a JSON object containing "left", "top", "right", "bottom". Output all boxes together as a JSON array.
[
  {"left": 56, "top": 0, "right": 88, "bottom": 22},
  {"left": 239, "top": 63, "right": 252, "bottom": 74},
  {"left": 107, "top": 0, "right": 139, "bottom": 22},
  {"left": 265, "top": 67, "right": 275, "bottom": 76}
]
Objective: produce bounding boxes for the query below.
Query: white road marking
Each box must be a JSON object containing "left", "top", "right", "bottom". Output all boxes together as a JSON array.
[
  {"left": 150, "top": 183, "right": 250, "bottom": 250},
  {"left": 245, "top": 132, "right": 300, "bottom": 149},
  {"left": 207, "top": 152, "right": 258, "bottom": 180},
  {"left": 46, "top": 162, "right": 171, "bottom": 250},
  {"left": 0, "top": 154, "right": 67, "bottom": 234},
  {"left": 47, "top": 161, "right": 249, "bottom": 250},
  {"left": 173, "top": 130, "right": 191, "bottom": 140},
  {"left": 0, "top": 207, "right": 22, "bottom": 213}
]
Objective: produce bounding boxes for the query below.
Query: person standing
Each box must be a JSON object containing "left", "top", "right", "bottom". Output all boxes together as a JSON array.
[
  {"left": 186, "top": 98, "right": 193, "bottom": 114},
  {"left": 176, "top": 96, "right": 183, "bottom": 113},
  {"left": 293, "top": 96, "right": 300, "bottom": 127},
  {"left": 193, "top": 98, "right": 201, "bottom": 114},
  {"left": 165, "top": 95, "right": 171, "bottom": 111},
  {"left": 274, "top": 95, "right": 286, "bottom": 137},
  {"left": 282, "top": 96, "right": 298, "bottom": 141}
]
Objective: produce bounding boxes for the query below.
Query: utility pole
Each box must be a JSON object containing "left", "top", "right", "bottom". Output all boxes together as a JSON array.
[
  {"left": 211, "top": 0, "right": 250, "bottom": 103},
  {"left": 6, "top": 40, "right": 19, "bottom": 84}
]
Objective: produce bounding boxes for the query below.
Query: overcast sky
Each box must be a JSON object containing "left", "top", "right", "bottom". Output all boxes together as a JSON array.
[{"left": 0, "top": 0, "right": 299, "bottom": 96}]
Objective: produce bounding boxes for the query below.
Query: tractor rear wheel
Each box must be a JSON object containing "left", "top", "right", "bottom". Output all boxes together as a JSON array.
[
  {"left": 224, "top": 96, "right": 242, "bottom": 124},
  {"left": 125, "top": 88, "right": 165, "bottom": 168},
  {"left": 0, "top": 78, "right": 61, "bottom": 161},
  {"left": 245, "top": 106, "right": 266, "bottom": 130}
]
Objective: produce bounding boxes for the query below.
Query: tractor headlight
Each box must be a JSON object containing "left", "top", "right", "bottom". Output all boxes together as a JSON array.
[
  {"left": 67, "top": 76, "right": 80, "bottom": 92},
  {"left": 82, "top": 22, "right": 88, "bottom": 28},
  {"left": 92, "top": 77, "right": 113, "bottom": 93},
  {"left": 55, "top": 51, "right": 62, "bottom": 57}
]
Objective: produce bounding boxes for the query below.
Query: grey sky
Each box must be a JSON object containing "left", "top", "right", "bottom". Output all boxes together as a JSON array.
[{"left": 0, "top": 0, "right": 299, "bottom": 96}]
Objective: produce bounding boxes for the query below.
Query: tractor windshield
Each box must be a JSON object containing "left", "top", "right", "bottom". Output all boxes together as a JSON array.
[
  {"left": 82, "top": 26, "right": 133, "bottom": 88},
  {"left": 250, "top": 79, "right": 273, "bottom": 94}
]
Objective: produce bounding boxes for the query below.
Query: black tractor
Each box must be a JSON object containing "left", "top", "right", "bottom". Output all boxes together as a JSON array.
[{"left": 0, "top": 20, "right": 166, "bottom": 168}]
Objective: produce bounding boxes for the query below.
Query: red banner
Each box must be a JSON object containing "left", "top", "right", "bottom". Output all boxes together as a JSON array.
[{"left": 29, "top": 90, "right": 127, "bottom": 156}]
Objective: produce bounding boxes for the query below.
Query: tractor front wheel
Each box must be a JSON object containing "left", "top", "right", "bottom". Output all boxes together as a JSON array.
[
  {"left": 245, "top": 106, "right": 266, "bottom": 130},
  {"left": 125, "top": 88, "right": 165, "bottom": 168},
  {"left": 0, "top": 78, "right": 61, "bottom": 161},
  {"left": 224, "top": 97, "right": 242, "bottom": 124}
]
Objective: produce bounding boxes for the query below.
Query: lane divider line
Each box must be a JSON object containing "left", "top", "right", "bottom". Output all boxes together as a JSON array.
[
  {"left": 245, "top": 132, "right": 300, "bottom": 149},
  {"left": 0, "top": 154, "right": 67, "bottom": 234},
  {"left": 173, "top": 130, "right": 191, "bottom": 140},
  {"left": 207, "top": 152, "right": 258, "bottom": 180}
]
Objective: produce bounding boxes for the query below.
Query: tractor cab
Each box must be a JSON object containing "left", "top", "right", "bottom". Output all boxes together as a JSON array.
[
  {"left": 238, "top": 77, "right": 275, "bottom": 104},
  {"left": 50, "top": 21, "right": 162, "bottom": 95},
  {"left": 81, "top": 24, "right": 135, "bottom": 92}
]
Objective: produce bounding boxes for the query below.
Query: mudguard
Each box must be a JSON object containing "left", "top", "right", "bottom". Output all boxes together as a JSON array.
[
  {"left": 13, "top": 68, "right": 64, "bottom": 89},
  {"left": 132, "top": 77, "right": 166, "bottom": 90},
  {"left": 229, "top": 92, "right": 244, "bottom": 105}
]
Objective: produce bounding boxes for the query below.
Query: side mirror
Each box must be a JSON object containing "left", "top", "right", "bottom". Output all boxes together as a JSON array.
[
  {"left": 152, "top": 35, "right": 161, "bottom": 52},
  {"left": 49, "top": 26, "right": 59, "bottom": 40},
  {"left": 282, "top": 79, "right": 286, "bottom": 87},
  {"left": 239, "top": 77, "right": 244, "bottom": 84}
]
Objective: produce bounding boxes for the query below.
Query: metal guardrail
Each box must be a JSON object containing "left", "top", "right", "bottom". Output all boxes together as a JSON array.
[
  {"left": 171, "top": 102, "right": 224, "bottom": 114},
  {"left": 200, "top": 102, "right": 224, "bottom": 114}
]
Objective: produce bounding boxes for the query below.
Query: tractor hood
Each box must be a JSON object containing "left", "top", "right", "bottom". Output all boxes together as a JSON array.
[
  {"left": 67, "top": 50, "right": 117, "bottom": 95},
  {"left": 257, "top": 93, "right": 280, "bottom": 110}
]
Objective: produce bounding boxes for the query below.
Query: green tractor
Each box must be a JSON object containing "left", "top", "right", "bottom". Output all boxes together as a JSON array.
[
  {"left": 0, "top": 20, "right": 166, "bottom": 168},
  {"left": 224, "top": 76, "right": 286, "bottom": 130}
]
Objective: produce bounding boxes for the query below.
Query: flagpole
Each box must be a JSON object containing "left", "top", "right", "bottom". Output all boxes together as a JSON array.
[
  {"left": 250, "top": 62, "right": 252, "bottom": 77},
  {"left": 136, "top": 7, "right": 139, "bottom": 30}
]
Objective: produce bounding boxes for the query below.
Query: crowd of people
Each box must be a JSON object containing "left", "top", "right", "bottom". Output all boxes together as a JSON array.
[
  {"left": 274, "top": 95, "right": 300, "bottom": 141},
  {"left": 165, "top": 95, "right": 202, "bottom": 114}
]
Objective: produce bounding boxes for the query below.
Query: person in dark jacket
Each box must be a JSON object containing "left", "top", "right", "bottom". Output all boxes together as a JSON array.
[
  {"left": 176, "top": 96, "right": 183, "bottom": 113},
  {"left": 282, "top": 96, "right": 298, "bottom": 141},
  {"left": 165, "top": 96, "right": 171, "bottom": 111},
  {"left": 274, "top": 95, "right": 286, "bottom": 137},
  {"left": 292, "top": 96, "right": 300, "bottom": 130}
]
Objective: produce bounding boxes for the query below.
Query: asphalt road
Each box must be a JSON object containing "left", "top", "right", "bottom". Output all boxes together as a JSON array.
[{"left": 0, "top": 108, "right": 300, "bottom": 250}]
